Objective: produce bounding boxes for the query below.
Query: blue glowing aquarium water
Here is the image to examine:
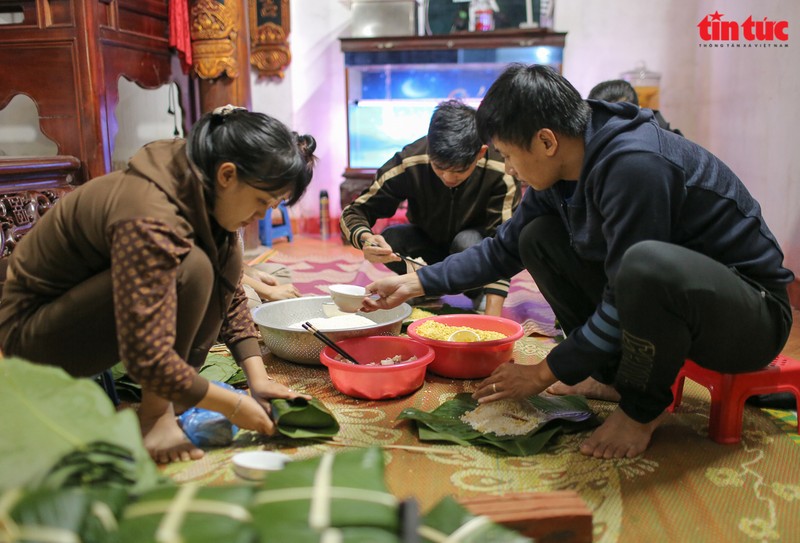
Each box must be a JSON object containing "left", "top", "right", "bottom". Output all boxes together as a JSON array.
[{"left": 345, "top": 46, "right": 563, "bottom": 169}]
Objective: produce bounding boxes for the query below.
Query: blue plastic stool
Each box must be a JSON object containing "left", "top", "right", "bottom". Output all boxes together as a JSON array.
[{"left": 259, "top": 202, "right": 293, "bottom": 247}]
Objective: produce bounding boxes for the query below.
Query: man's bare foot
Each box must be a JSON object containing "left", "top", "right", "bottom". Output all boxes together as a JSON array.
[
  {"left": 138, "top": 392, "right": 204, "bottom": 464},
  {"left": 547, "top": 377, "right": 621, "bottom": 402},
  {"left": 579, "top": 407, "right": 667, "bottom": 459}
]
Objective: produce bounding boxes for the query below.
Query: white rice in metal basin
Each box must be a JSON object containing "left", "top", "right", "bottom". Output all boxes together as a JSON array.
[{"left": 289, "top": 314, "right": 376, "bottom": 331}]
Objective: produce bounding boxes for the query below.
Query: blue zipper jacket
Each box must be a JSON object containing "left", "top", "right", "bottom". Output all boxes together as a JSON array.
[{"left": 417, "top": 100, "right": 794, "bottom": 384}]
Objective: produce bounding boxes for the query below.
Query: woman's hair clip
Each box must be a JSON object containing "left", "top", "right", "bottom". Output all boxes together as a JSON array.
[{"left": 212, "top": 104, "right": 247, "bottom": 117}]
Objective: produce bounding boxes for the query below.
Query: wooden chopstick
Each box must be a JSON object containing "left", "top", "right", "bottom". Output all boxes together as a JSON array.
[{"left": 301, "top": 322, "right": 360, "bottom": 364}]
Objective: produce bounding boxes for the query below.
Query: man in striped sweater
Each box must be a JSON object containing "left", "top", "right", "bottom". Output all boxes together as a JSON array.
[{"left": 340, "top": 100, "right": 521, "bottom": 316}]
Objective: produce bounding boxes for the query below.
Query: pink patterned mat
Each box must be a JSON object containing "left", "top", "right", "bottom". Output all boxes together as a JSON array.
[{"left": 268, "top": 250, "right": 558, "bottom": 337}]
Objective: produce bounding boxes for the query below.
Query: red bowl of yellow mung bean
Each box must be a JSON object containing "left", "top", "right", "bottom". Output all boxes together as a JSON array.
[{"left": 406, "top": 314, "right": 524, "bottom": 379}]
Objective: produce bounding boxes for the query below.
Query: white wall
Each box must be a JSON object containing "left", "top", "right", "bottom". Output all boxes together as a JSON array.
[
  {"left": 251, "top": 0, "right": 351, "bottom": 223},
  {"left": 556, "top": 0, "right": 800, "bottom": 274},
  {"left": 112, "top": 79, "right": 184, "bottom": 169},
  {"left": 696, "top": 0, "right": 800, "bottom": 276},
  {"left": 0, "top": 95, "right": 58, "bottom": 157}
]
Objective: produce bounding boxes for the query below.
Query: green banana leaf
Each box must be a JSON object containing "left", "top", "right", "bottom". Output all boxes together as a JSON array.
[
  {"left": 398, "top": 393, "right": 598, "bottom": 456},
  {"left": 250, "top": 447, "right": 400, "bottom": 542},
  {"left": 0, "top": 358, "right": 164, "bottom": 494},
  {"left": 270, "top": 397, "right": 340, "bottom": 438},
  {"left": 4, "top": 486, "right": 129, "bottom": 543},
  {"left": 39, "top": 441, "right": 142, "bottom": 490},
  {"left": 118, "top": 484, "right": 257, "bottom": 543},
  {"left": 420, "top": 496, "right": 532, "bottom": 543},
  {"left": 111, "top": 353, "right": 247, "bottom": 403},
  {"left": 198, "top": 353, "right": 243, "bottom": 384}
]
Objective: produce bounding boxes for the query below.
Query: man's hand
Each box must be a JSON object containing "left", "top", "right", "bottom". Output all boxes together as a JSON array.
[
  {"left": 360, "top": 234, "right": 401, "bottom": 265},
  {"left": 472, "top": 359, "right": 558, "bottom": 403},
  {"left": 363, "top": 272, "right": 425, "bottom": 311}
]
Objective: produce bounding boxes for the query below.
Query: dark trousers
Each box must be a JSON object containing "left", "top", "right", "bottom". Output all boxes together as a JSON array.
[
  {"left": 519, "top": 215, "right": 793, "bottom": 422},
  {"left": 0, "top": 244, "right": 223, "bottom": 377},
  {"left": 382, "top": 224, "right": 485, "bottom": 298}
]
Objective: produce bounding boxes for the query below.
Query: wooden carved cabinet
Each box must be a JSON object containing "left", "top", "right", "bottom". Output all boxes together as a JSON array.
[
  {"left": 0, "top": 157, "right": 80, "bottom": 256},
  {"left": 0, "top": 0, "right": 194, "bottom": 258},
  {"left": 0, "top": 0, "right": 193, "bottom": 181}
]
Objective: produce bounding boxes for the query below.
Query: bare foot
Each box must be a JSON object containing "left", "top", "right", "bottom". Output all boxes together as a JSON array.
[
  {"left": 138, "top": 391, "right": 204, "bottom": 464},
  {"left": 579, "top": 407, "right": 667, "bottom": 459},
  {"left": 547, "top": 377, "right": 621, "bottom": 402}
]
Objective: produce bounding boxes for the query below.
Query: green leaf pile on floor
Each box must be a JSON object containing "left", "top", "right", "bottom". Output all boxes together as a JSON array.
[
  {"left": 398, "top": 393, "right": 599, "bottom": 455},
  {"left": 0, "top": 357, "right": 164, "bottom": 494},
  {"left": 111, "top": 351, "right": 247, "bottom": 403},
  {"left": 0, "top": 357, "right": 540, "bottom": 541}
]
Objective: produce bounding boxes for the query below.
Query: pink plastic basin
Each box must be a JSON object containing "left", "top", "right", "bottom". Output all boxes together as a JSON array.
[
  {"left": 406, "top": 314, "right": 524, "bottom": 379},
  {"left": 319, "top": 336, "right": 435, "bottom": 400}
]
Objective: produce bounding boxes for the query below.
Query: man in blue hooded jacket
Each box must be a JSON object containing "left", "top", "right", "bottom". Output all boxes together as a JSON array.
[{"left": 363, "top": 64, "right": 794, "bottom": 459}]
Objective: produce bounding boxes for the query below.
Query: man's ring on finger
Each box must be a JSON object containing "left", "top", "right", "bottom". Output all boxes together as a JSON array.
[{"left": 492, "top": 383, "right": 497, "bottom": 393}]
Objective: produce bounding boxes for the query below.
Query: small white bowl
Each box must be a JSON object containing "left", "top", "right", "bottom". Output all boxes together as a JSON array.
[
  {"left": 232, "top": 451, "right": 290, "bottom": 481},
  {"left": 328, "top": 284, "right": 367, "bottom": 313}
]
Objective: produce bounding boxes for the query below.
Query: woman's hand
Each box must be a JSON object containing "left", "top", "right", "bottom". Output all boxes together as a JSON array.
[
  {"left": 240, "top": 356, "right": 311, "bottom": 414},
  {"left": 250, "top": 268, "right": 279, "bottom": 286},
  {"left": 248, "top": 377, "right": 312, "bottom": 415},
  {"left": 472, "top": 359, "right": 558, "bottom": 403},
  {"left": 362, "top": 273, "right": 425, "bottom": 312},
  {"left": 258, "top": 283, "right": 301, "bottom": 301},
  {"left": 228, "top": 394, "right": 277, "bottom": 435},
  {"left": 196, "top": 384, "right": 278, "bottom": 435},
  {"left": 242, "top": 267, "right": 300, "bottom": 301}
]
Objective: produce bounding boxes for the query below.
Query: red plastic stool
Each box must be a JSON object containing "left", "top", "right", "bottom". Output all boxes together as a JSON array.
[{"left": 668, "top": 354, "right": 800, "bottom": 444}]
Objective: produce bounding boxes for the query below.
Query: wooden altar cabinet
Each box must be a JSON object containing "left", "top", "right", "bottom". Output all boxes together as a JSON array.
[{"left": 0, "top": 0, "right": 195, "bottom": 257}]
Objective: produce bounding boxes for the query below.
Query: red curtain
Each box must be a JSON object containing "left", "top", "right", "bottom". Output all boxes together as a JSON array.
[{"left": 169, "top": 0, "right": 192, "bottom": 73}]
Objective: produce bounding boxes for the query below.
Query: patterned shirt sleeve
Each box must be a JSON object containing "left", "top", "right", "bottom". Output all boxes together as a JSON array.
[
  {"left": 219, "top": 278, "right": 262, "bottom": 362},
  {"left": 110, "top": 218, "right": 209, "bottom": 405}
]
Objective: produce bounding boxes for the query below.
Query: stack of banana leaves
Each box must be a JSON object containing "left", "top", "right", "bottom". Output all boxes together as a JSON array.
[
  {"left": 0, "top": 357, "right": 164, "bottom": 542},
  {"left": 0, "top": 358, "right": 533, "bottom": 542},
  {"left": 116, "top": 447, "right": 531, "bottom": 543}
]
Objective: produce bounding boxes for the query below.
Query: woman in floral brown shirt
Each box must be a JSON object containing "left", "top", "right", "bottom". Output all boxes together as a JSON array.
[{"left": 0, "top": 107, "right": 316, "bottom": 464}]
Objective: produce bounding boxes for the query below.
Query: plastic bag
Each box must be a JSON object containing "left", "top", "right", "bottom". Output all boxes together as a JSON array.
[{"left": 178, "top": 382, "right": 246, "bottom": 447}]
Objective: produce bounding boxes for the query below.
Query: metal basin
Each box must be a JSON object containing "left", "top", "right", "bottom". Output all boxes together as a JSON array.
[{"left": 252, "top": 296, "right": 412, "bottom": 365}]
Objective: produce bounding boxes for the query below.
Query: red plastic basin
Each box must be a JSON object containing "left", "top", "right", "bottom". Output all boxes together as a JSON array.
[
  {"left": 407, "top": 314, "right": 524, "bottom": 379},
  {"left": 319, "top": 336, "right": 435, "bottom": 400}
]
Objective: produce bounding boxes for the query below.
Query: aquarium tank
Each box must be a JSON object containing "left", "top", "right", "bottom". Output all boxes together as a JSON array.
[{"left": 344, "top": 45, "right": 563, "bottom": 169}]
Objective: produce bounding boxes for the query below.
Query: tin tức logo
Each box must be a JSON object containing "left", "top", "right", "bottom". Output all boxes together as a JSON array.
[{"left": 698, "top": 10, "right": 789, "bottom": 47}]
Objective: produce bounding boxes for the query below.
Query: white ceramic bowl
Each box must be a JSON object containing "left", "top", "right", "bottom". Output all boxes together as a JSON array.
[
  {"left": 328, "top": 284, "right": 367, "bottom": 313},
  {"left": 232, "top": 451, "right": 290, "bottom": 481}
]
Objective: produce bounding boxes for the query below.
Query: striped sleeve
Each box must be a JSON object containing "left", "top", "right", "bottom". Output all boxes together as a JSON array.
[
  {"left": 483, "top": 278, "right": 511, "bottom": 298},
  {"left": 340, "top": 155, "right": 421, "bottom": 249},
  {"left": 545, "top": 301, "right": 622, "bottom": 385}
]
